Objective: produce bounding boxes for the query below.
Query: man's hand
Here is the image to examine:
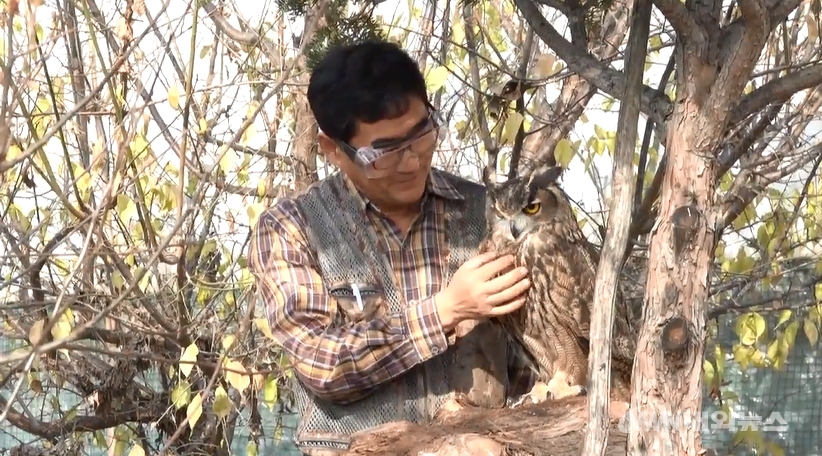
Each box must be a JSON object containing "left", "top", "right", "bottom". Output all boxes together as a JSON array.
[{"left": 435, "top": 252, "right": 530, "bottom": 332}]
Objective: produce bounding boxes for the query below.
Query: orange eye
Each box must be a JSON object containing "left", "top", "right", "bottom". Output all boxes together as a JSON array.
[{"left": 522, "top": 203, "right": 541, "bottom": 215}]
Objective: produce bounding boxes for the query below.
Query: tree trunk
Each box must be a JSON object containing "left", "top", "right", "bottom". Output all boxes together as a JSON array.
[{"left": 627, "top": 66, "right": 722, "bottom": 455}]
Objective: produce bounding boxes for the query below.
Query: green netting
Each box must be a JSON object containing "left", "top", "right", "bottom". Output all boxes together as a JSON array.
[{"left": 2, "top": 288, "right": 820, "bottom": 456}]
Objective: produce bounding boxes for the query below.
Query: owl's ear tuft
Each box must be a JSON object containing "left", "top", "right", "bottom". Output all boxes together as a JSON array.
[
  {"left": 482, "top": 167, "right": 498, "bottom": 190},
  {"left": 527, "top": 165, "right": 563, "bottom": 189}
]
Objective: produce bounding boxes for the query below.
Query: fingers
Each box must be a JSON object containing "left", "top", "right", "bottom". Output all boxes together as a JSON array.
[
  {"left": 485, "top": 266, "right": 529, "bottom": 292},
  {"left": 475, "top": 254, "right": 516, "bottom": 279},
  {"left": 462, "top": 251, "right": 503, "bottom": 271},
  {"left": 487, "top": 276, "right": 530, "bottom": 306},
  {"left": 488, "top": 296, "right": 527, "bottom": 316}
]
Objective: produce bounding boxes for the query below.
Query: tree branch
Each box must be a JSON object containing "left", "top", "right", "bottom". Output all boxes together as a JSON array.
[
  {"left": 583, "top": 0, "right": 651, "bottom": 453},
  {"left": 651, "top": 0, "right": 706, "bottom": 46},
  {"left": 512, "top": 0, "right": 673, "bottom": 127},
  {"left": 732, "top": 63, "right": 822, "bottom": 123}
]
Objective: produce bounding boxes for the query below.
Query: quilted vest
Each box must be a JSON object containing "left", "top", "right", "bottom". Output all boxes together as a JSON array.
[{"left": 289, "top": 171, "right": 488, "bottom": 453}]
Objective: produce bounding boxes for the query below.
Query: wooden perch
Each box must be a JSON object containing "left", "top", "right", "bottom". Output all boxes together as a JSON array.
[{"left": 344, "top": 397, "right": 630, "bottom": 456}]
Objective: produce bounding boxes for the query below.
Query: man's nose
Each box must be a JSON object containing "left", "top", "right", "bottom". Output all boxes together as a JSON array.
[{"left": 395, "top": 149, "right": 421, "bottom": 172}]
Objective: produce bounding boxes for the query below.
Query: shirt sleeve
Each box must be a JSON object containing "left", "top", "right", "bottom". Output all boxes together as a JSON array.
[{"left": 247, "top": 203, "right": 452, "bottom": 404}]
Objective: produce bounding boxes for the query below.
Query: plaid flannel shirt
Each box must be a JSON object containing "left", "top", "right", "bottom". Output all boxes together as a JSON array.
[{"left": 248, "top": 168, "right": 535, "bottom": 404}]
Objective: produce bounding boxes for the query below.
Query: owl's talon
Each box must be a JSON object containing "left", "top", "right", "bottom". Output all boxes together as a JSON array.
[{"left": 546, "top": 373, "right": 586, "bottom": 400}]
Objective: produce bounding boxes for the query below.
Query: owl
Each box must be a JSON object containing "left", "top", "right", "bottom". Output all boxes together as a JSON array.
[{"left": 479, "top": 164, "right": 637, "bottom": 404}]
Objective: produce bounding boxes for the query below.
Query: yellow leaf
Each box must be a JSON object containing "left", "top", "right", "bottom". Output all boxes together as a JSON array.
[
  {"left": 735, "top": 312, "right": 766, "bottom": 345},
  {"left": 246, "top": 441, "right": 259, "bottom": 456},
  {"left": 179, "top": 343, "right": 199, "bottom": 378},
  {"left": 116, "top": 194, "right": 137, "bottom": 223},
  {"left": 224, "top": 360, "right": 251, "bottom": 392},
  {"left": 777, "top": 309, "right": 792, "bottom": 328},
  {"left": 766, "top": 339, "right": 779, "bottom": 361},
  {"left": 241, "top": 123, "right": 256, "bottom": 145},
  {"left": 186, "top": 392, "right": 204, "bottom": 431},
  {"left": 262, "top": 374, "right": 279, "bottom": 410},
  {"left": 212, "top": 386, "right": 232, "bottom": 419},
  {"left": 502, "top": 111, "right": 525, "bottom": 145},
  {"left": 198, "top": 118, "right": 208, "bottom": 134},
  {"left": 804, "top": 317, "right": 818, "bottom": 346},
  {"left": 246, "top": 203, "right": 266, "bottom": 227},
  {"left": 127, "top": 445, "right": 146, "bottom": 456},
  {"left": 732, "top": 344, "right": 753, "bottom": 371},
  {"left": 28, "top": 319, "right": 46, "bottom": 345},
  {"left": 254, "top": 318, "right": 276, "bottom": 340},
  {"left": 534, "top": 53, "right": 557, "bottom": 78},
  {"left": 553, "top": 138, "right": 575, "bottom": 168},
  {"left": 129, "top": 134, "right": 149, "bottom": 158},
  {"left": 221, "top": 335, "right": 236, "bottom": 352},
  {"left": 702, "top": 359, "right": 715, "bottom": 386},
  {"left": 50, "top": 309, "right": 74, "bottom": 341},
  {"left": 171, "top": 380, "right": 191, "bottom": 410},
  {"left": 167, "top": 83, "right": 181, "bottom": 110},
  {"left": 425, "top": 66, "right": 450, "bottom": 92},
  {"left": 807, "top": 12, "right": 819, "bottom": 43},
  {"left": 218, "top": 147, "right": 238, "bottom": 173}
]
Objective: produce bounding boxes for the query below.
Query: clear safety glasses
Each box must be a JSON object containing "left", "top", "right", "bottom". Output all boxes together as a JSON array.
[{"left": 338, "top": 109, "right": 443, "bottom": 179}]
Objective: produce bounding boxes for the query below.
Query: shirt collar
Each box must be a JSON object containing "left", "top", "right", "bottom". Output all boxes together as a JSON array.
[{"left": 340, "top": 167, "right": 465, "bottom": 212}]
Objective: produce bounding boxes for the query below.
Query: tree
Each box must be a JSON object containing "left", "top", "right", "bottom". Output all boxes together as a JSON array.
[{"left": 1, "top": 0, "right": 821, "bottom": 455}]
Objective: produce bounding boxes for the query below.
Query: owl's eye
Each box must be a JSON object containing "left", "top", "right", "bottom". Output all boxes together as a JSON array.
[{"left": 522, "top": 203, "right": 541, "bottom": 215}]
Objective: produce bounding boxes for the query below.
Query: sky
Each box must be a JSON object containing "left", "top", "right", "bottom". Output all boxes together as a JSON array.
[{"left": 4, "top": 0, "right": 822, "bottom": 296}]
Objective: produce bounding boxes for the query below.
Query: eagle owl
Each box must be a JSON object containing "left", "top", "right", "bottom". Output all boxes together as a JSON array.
[{"left": 479, "top": 164, "right": 637, "bottom": 403}]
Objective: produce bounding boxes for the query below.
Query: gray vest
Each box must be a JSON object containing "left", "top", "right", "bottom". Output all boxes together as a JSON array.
[{"left": 289, "top": 172, "right": 487, "bottom": 452}]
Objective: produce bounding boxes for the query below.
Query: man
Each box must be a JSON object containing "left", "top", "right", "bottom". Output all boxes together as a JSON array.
[{"left": 248, "top": 40, "right": 534, "bottom": 455}]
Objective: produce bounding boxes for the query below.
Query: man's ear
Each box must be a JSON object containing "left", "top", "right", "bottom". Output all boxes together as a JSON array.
[{"left": 318, "top": 132, "right": 342, "bottom": 166}]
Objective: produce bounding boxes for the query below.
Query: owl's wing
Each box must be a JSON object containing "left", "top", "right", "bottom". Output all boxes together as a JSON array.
[{"left": 529, "top": 232, "right": 595, "bottom": 340}]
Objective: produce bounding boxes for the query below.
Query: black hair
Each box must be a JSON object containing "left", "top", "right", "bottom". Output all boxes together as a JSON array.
[{"left": 306, "top": 39, "right": 429, "bottom": 144}]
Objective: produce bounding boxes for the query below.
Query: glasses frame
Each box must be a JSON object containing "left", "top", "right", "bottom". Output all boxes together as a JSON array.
[{"left": 337, "top": 104, "right": 443, "bottom": 179}]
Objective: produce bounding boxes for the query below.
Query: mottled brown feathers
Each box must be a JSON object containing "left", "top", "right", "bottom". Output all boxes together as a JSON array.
[{"left": 482, "top": 165, "right": 638, "bottom": 403}]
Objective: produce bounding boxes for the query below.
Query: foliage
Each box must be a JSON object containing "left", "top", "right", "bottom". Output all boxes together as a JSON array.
[{"left": 0, "top": 0, "right": 820, "bottom": 454}]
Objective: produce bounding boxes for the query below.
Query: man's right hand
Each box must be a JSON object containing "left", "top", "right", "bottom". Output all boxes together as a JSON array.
[{"left": 435, "top": 252, "right": 530, "bottom": 332}]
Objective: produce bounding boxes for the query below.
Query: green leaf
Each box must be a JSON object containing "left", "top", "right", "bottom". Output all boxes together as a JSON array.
[
  {"left": 263, "top": 375, "right": 279, "bottom": 410},
  {"left": 732, "top": 204, "right": 756, "bottom": 230},
  {"left": 171, "top": 380, "right": 191, "bottom": 410},
  {"left": 554, "top": 138, "right": 575, "bottom": 168},
  {"left": 212, "top": 386, "right": 232, "bottom": 419},
  {"left": 424, "top": 66, "right": 449, "bottom": 92}
]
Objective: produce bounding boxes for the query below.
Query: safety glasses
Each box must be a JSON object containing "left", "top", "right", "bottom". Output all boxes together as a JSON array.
[{"left": 337, "top": 107, "right": 443, "bottom": 179}]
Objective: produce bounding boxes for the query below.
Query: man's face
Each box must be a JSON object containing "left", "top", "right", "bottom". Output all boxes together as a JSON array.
[{"left": 323, "top": 97, "right": 437, "bottom": 209}]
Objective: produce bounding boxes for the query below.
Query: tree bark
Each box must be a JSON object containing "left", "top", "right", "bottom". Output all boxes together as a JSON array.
[
  {"left": 583, "top": 1, "right": 651, "bottom": 454},
  {"left": 626, "top": 39, "right": 724, "bottom": 456}
]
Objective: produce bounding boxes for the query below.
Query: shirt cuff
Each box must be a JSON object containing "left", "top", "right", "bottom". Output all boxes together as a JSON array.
[{"left": 401, "top": 295, "right": 450, "bottom": 362}]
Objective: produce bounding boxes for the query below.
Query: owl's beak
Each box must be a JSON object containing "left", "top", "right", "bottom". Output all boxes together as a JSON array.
[
  {"left": 510, "top": 215, "right": 532, "bottom": 240},
  {"left": 493, "top": 217, "right": 515, "bottom": 240}
]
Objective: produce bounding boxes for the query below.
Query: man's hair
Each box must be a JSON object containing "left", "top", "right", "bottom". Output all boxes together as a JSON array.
[{"left": 306, "top": 40, "right": 428, "bottom": 145}]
